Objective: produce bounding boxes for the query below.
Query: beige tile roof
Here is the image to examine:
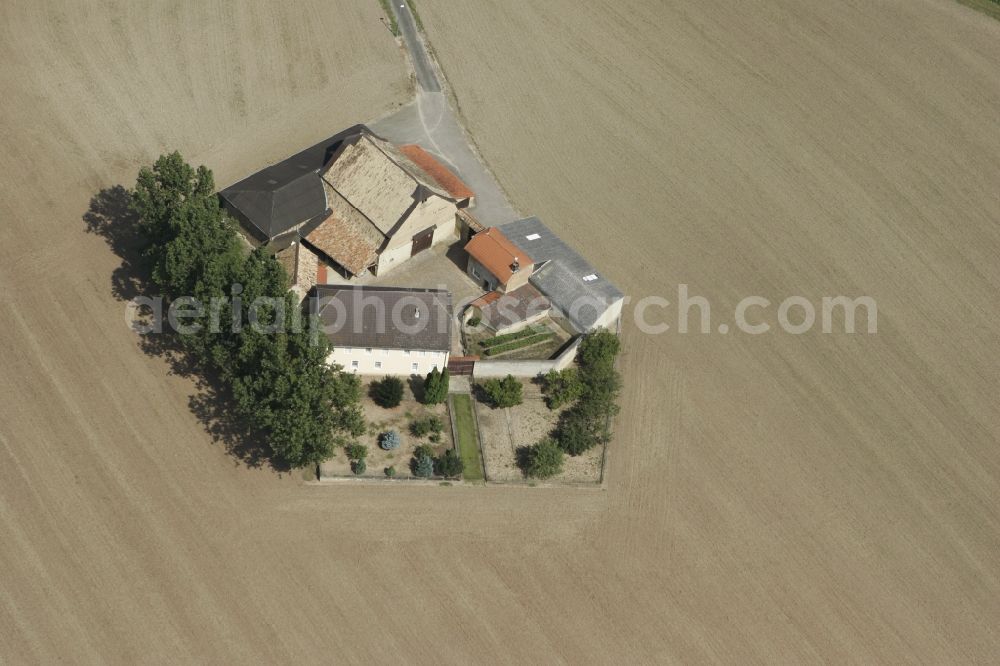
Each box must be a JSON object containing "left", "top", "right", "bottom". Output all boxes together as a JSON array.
[
  {"left": 323, "top": 134, "right": 450, "bottom": 235},
  {"left": 306, "top": 181, "right": 385, "bottom": 276}
]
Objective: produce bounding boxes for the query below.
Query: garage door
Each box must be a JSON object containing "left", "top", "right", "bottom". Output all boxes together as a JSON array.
[{"left": 411, "top": 226, "right": 435, "bottom": 256}]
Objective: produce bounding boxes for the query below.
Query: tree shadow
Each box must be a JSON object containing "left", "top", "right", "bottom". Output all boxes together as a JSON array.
[
  {"left": 407, "top": 374, "right": 426, "bottom": 403},
  {"left": 514, "top": 445, "right": 531, "bottom": 478},
  {"left": 83, "top": 184, "right": 285, "bottom": 471},
  {"left": 83, "top": 185, "right": 146, "bottom": 302}
]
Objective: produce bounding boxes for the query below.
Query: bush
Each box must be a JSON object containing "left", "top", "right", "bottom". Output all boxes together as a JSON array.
[
  {"left": 467, "top": 315, "right": 481, "bottom": 327},
  {"left": 429, "top": 432, "right": 442, "bottom": 444},
  {"left": 481, "top": 375, "right": 523, "bottom": 409},
  {"left": 524, "top": 439, "right": 564, "bottom": 479},
  {"left": 413, "top": 443, "right": 435, "bottom": 460},
  {"left": 346, "top": 443, "right": 368, "bottom": 461},
  {"left": 371, "top": 375, "right": 404, "bottom": 408},
  {"left": 541, "top": 368, "right": 584, "bottom": 410},
  {"left": 410, "top": 415, "right": 445, "bottom": 438},
  {"left": 422, "top": 367, "right": 450, "bottom": 404},
  {"left": 415, "top": 454, "right": 434, "bottom": 478},
  {"left": 384, "top": 466, "right": 396, "bottom": 478},
  {"left": 435, "top": 449, "right": 464, "bottom": 478},
  {"left": 379, "top": 430, "right": 401, "bottom": 450},
  {"left": 352, "top": 458, "right": 367, "bottom": 475}
]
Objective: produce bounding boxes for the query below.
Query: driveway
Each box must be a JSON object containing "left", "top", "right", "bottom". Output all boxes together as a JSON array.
[{"left": 374, "top": 5, "right": 519, "bottom": 228}]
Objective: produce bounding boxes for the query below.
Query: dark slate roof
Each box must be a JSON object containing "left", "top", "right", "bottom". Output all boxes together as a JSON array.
[
  {"left": 219, "top": 124, "right": 369, "bottom": 239},
  {"left": 498, "top": 217, "right": 624, "bottom": 331},
  {"left": 310, "top": 285, "right": 452, "bottom": 352}
]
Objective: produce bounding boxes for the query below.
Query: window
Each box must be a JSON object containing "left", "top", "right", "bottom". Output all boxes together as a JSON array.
[
  {"left": 365, "top": 348, "right": 372, "bottom": 355},
  {"left": 411, "top": 363, "right": 419, "bottom": 372},
  {"left": 419, "top": 350, "right": 427, "bottom": 357},
  {"left": 374, "top": 361, "right": 382, "bottom": 369},
  {"left": 404, "top": 350, "right": 411, "bottom": 355},
  {"left": 471, "top": 265, "right": 480, "bottom": 279},
  {"left": 351, "top": 360, "right": 359, "bottom": 370},
  {"left": 525, "top": 233, "right": 541, "bottom": 241},
  {"left": 382, "top": 348, "right": 390, "bottom": 355}
]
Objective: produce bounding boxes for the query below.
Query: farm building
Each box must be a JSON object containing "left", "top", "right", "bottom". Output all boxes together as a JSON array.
[
  {"left": 497, "top": 217, "right": 624, "bottom": 332},
  {"left": 464, "top": 226, "right": 534, "bottom": 293},
  {"left": 310, "top": 285, "right": 453, "bottom": 376},
  {"left": 219, "top": 126, "right": 474, "bottom": 291}
]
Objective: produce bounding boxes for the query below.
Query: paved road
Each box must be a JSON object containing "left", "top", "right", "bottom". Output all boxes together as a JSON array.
[
  {"left": 390, "top": 2, "right": 440, "bottom": 93},
  {"left": 376, "top": 4, "right": 519, "bottom": 227}
]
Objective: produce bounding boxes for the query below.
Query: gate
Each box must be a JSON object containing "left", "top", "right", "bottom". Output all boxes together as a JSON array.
[{"left": 448, "top": 356, "right": 477, "bottom": 376}]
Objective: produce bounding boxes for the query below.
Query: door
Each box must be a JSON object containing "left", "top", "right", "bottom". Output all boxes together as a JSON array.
[{"left": 411, "top": 226, "right": 435, "bottom": 256}]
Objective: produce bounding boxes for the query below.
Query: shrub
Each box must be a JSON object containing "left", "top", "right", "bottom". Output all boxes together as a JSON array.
[
  {"left": 524, "top": 439, "right": 564, "bottom": 479},
  {"left": 379, "top": 430, "right": 401, "bottom": 450},
  {"left": 435, "top": 449, "right": 464, "bottom": 478},
  {"left": 481, "top": 375, "right": 523, "bottom": 409},
  {"left": 384, "top": 466, "right": 396, "bottom": 478},
  {"left": 422, "top": 367, "right": 450, "bottom": 404},
  {"left": 371, "top": 375, "right": 404, "bottom": 408},
  {"left": 467, "top": 315, "right": 481, "bottom": 327},
  {"left": 410, "top": 415, "right": 445, "bottom": 438},
  {"left": 415, "top": 454, "right": 434, "bottom": 478},
  {"left": 413, "top": 443, "right": 435, "bottom": 460},
  {"left": 429, "top": 432, "right": 441, "bottom": 443},
  {"left": 352, "top": 458, "right": 367, "bottom": 475},
  {"left": 346, "top": 443, "right": 368, "bottom": 461},
  {"left": 541, "top": 368, "right": 584, "bottom": 410},
  {"left": 410, "top": 419, "right": 431, "bottom": 437}
]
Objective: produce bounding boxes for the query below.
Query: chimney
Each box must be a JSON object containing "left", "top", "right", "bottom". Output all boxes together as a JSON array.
[{"left": 512, "top": 256, "right": 520, "bottom": 273}]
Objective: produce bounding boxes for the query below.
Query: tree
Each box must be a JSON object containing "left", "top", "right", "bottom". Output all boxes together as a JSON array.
[
  {"left": 129, "top": 153, "right": 367, "bottom": 470},
  {"left": 415, "top": 454, "right": 434, "bottom": 478},
  {"left": 436, "top": 449, "right": 464, "bottom": 478},
  {"left": 524, "top": 438, "right": 564, "bottom": 479},
  {"left": 553, "top": 407, "right": 605, "bottom": 456},
  {"left": 422, "top": 367, "right": 450, "bottom": 404},
  {"left": 578, "top": 328, "right": 620, "bottom": 370},
  {"left": 409, "top": 415, "right": 444, "bottom": 438},
  {"left": 372, "top": 375, "right": 404, "bottom": 408},
  {"left": 352, "top": 458, "right": 367, "bottom": 475},
  {"left": 541, "top": 368, "right": 584, "bottom": 410},
  {"left": 380, "top": 430, "right": 401, "bottom": 450},
  {"left": 384, "top": 466, "right": 396, "bottom": 478},
  {"left": 482, "top": 375, "right": 523, "bottom": 409}
]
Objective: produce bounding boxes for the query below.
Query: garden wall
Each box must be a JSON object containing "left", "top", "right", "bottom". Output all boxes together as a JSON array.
[{"left": 473, "top": 336, "right": 582, "bottom": 378}]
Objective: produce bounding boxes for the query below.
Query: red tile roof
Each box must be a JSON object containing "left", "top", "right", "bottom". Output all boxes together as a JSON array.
[
  {"left": 399, "top": 144, "right": 475, "bottom": 201},
  {"left": 464, "top": 227, "right": 533, "bottom": 286}
]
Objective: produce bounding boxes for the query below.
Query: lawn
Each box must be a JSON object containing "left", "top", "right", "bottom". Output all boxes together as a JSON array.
[
  {"left": 450, "top": 393, "right": 484, "bottom": 482},
  {"left": 957, "top": 0, "right": 1000, "bottom": 21}
]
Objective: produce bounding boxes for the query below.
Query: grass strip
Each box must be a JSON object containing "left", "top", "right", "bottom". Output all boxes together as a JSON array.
[
  {"left": 451, "top": 394, "right": 483, "bottom": 482},
  {"left": 957, "top": 0, "right": 1000, "bottom": 20},
  {"left": 377, "top": 0, "right": 399, "bottom": 35}
]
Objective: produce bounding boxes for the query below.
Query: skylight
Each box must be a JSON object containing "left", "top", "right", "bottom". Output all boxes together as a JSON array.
[
  {"left": 525, "top": 233, "right": 541, "bottom": 241},
  {"left": 582, "top": 274, "right": 599, "bottom": 282}
]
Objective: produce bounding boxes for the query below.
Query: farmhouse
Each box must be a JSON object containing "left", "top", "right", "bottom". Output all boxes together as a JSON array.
[
  {"left": 220, "top": 126, "right": 474, "bottom": 291},
  {"left": 310, "top": 285, "right": 452, "bottom": 376},
  {"left": 463, "top": 217, "right": 624, "bottom": 333}
]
